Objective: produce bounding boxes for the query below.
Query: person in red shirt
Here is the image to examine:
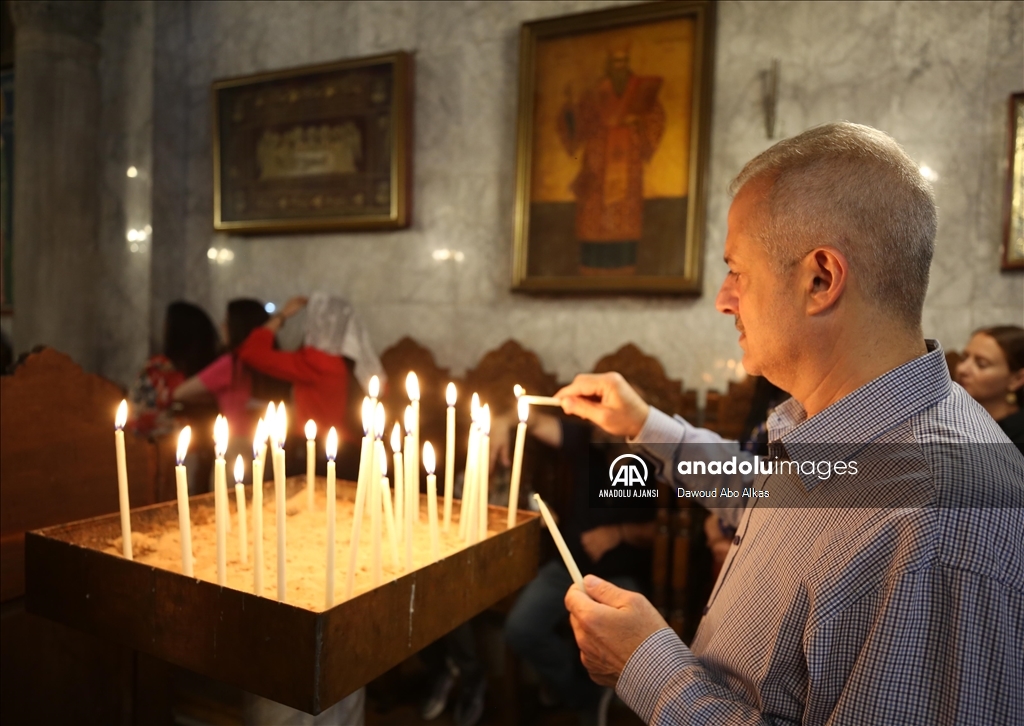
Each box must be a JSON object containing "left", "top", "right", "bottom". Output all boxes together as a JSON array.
[{"left": 237, "top": 293, "right": 382, "bottom": 479}]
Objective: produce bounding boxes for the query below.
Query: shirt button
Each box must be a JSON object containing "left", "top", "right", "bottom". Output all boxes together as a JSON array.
[{"left": 733, "top": 535, "right": 742, "bottom": 545}]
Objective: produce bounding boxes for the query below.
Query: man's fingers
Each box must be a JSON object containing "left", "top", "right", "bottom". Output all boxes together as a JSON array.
[
  {"left": 560, "top": 396, "right": 608, "bottom": 424},
  {"left": 555, "top": 373, "right": 614, "bottom": 400},
  {"left": 583, "top": 574, "right": 636, "bottom": 609}
]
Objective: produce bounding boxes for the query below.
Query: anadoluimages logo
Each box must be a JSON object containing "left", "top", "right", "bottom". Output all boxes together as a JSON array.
[{"left": 609, "top": 453, "right": 648, "bottom": 486}]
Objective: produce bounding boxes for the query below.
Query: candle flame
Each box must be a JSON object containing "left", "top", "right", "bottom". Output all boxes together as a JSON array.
[
  {"left": 214, "top": 414, "right": 229, "bottom": 458},
  {"left": 406, "top": 371, "right": 420, "bottom": 401},
  {"left": 380, "top": 450, "right": 388, "bottom": 476},
  {"left": 375, "top": 402, "right": 385, "bottom": 440},
  {"left": 361, "top": 397, "right": 372, "bottom": 435},
  {"left": 234, "top": 454, "right": 245, "bottom": 484},
  {"left": 326, "top": 426, "right": 338, "bottom": 461},
  {"left": 275, "top": 402, "right": 287, "bottom": 448},
  {"left": 391, "top": 422, "right": 402, "bottom": 453},
  {"left": 253, "top": 418, "right": 266, "bottom": 459},
  {"left": 404, "top": 405, "right": 414, "bottom": 434},
  {"left": 305, "top": 419, "right": 317, "bottom": 441},
  {"left": 518, "top": 397, "right": 530, "bottom": 423},
  {"left": 446, "top": 382, "right": 457, "bottom": 406},
  {"left": 115, "top": 399, "right": 128, "bottom": 430},
  {"left": 513, "top": 384, "right": 524, "bottom": 398},
  {"left": 265, "top": 402, "right": 276, "bottom": 432},
  {"left": 369, "top": 375, "right": 380, "bottom": 399},
  {"left": 176, "top": 426, "right": 191, "bottom": 465},
  {"left": 471, "top": 392, "right": 480, "bottom": 419},
  {"left": 423, "top": 441, "right": 436, "bottom": 474},
  {"left": 480, "top": 404, "right": 491, "bottom": 435}
]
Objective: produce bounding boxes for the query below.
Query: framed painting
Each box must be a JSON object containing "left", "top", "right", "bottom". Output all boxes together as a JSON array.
[
  {"left": 1002, "top": 91, "right": 1024, "bottom": 271},
  {"left": 511, "top": 1, "right": 716, "bottom": 294},
  {"left": 213, "top": 52, "right": 412, "bottom": 234}
]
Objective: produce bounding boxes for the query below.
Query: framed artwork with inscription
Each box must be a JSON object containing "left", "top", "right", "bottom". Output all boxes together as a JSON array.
[
  {"left": 213, "top": 52, "right": 412, "bottom": 233},
  {"left": 511, "top": 1, "right": 716, "bottom": 294},
  {"left": 1002, "top": 91, "right": 1024, "bottom": 271}
]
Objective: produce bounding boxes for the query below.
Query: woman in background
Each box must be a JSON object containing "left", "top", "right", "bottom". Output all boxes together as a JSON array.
[
  {"left": 174, "top": 298, "right": 270, "bottom": 437},
  {"left": 956, "top": 325, "right": 1024, "bottom": 454},
  {"left": 129, "top": 301, "right": 218, "bottom": 436}
]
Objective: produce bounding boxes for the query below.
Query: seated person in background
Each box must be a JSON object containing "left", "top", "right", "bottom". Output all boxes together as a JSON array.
[
  {"left": 238, "top": 293, "right": 384, "bottom": 478},
  {"left": 129, "top": 301, "right": 219, "bottom": 436},
  {"left": 173, "top": 298, "right": 269, "bottom": 437},
  {"left": 503, "top": 409, "right": 655, "bottom": 726},
  {"left": 956, "top": 325, "right": 1024, "bottom": 454}
]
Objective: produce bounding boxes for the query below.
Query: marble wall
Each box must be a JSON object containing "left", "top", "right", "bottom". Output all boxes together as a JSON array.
[{"left": 96, "top": 0, "right": 1023, "bottom": 390}]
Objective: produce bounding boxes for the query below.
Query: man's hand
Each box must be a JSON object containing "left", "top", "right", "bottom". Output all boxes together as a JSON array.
[
  {"left": 580, "top": 525, "right": 622, "bottom": 563},
  {"left": 556, "top": 372, "right": 650, "bottom": 439},
  {"left": 565, "top": 575, "right": 669, "bottom": 688}
]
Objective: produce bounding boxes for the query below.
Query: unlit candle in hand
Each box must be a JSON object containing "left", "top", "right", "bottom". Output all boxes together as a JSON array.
[{"left": 533, "top": 493, "right": 584, "bottom": 587}]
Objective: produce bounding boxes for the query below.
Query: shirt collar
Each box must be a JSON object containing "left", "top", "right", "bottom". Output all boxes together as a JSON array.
[{"left": 767, "top": 340, "right": 951, "bottom": 490}]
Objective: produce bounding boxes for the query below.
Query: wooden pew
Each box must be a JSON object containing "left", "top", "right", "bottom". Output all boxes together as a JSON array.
[{"left": 0, "top": 347, "right": 168, "bottom": 724}]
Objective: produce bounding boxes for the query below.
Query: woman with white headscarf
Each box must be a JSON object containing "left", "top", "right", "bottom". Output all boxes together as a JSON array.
[{"left": 237, "top": 293, "right": 385, "bottom": 455}]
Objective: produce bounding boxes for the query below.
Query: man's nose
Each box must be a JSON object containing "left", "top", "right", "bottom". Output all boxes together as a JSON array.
[{"left": 715, "top": 275, "right": 737, "bottom": 315}]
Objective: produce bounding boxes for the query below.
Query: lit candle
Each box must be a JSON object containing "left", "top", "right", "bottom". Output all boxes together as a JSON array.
[
  {"left": 252, "top": 425, "right": 265, "bottom": 596},
  {"left": 459, "top": 395, "right": 480, "bottom": 542},
  {"left": 305, "top": 419, "right": 317, "bottom": 512},
  {"left": 508, "top": 397, "right": 529, "bottom": 529},
  {"left": 175, "top": 426, "right": 193, "bottom": 577},
  {"left": 114, "top": 400, "right": 133, "bottom": 560},
  {"left": 214, "top": 415, "right": 228, "bottom": 586},
  {"left": 534, "top": 493, "right": 584, "bottom": 587},
  {"left": 261, "top": 404, "right": 274, "bottom": 474},
  {"left": 477, "top": 404, "right": 490, "bottom": 542},
  {"left": 513, "top": 384, "right": 524, "bottom": 399},
  {"left": 406, "top": 372, "right": 420, "bottom": 521},
  {"left": 368, "top": 375, "right": 380, "bottom": 423},
  {"left": 391, "top": 423, "right": 404, "bottom": 548},
  {"left": 370, "top": 403, "right": 384, "bottom": 586},
  {"left": 423, "top": 441, "right": 440, "bottom": 561},
  {"left": 234, "top": 455, "right": 248, "bottom": 566},
  {"left": 444, "top": 383, "right": 456, "bottom": 531},
  {"left": 345, "top": 399, "right": 373, "bottom": 599},
  {"left": 325, "top": 426, "right": 338, "bottom": 608},
  {"left": 273, "top": 402, "right": 287, "bottom": 602},
  {"left": 403, "top": 406, "right": 415, "bottom": 570},
  {"left": 379, "top": 450, "right": 399, "bottom": 569}
]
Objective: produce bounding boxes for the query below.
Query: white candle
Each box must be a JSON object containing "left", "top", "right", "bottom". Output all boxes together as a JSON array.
[
  {"left": 391, "top": 423, "right": 404, "bottom": 548},
  {"left": 370, "top": 404, "right": 384, "bottom": 586},
  {"left": 406, "top": 373, "right": 420, "bottom": 522},
  {"left": 234, "top": 455, "right": 248, "bottom": 565},
  {"left": 444, "top": 383, "right": 456, "bottom": 531},
  {"left": 325, "top": 427, "right": 338, "bottom": 608},
  {"left": 213, "top": 415, "right": 228, "bottom": 586},
  {"left": 273, "top": 402, "right": 287, "bottom": 602},
  {"left": 114, "top": 400, "right": 133, "bottom": 560},
  {"left": 403, "top": 406, "right": 415, "bottom": 570},
  {"left": 518, "top": 395, "right": 562, "bottom": 407},
  {"left": 508, "top": 397, "right": 529, "bottom": 529},
  {"left": 252, "top": 427, "right": 265, "bottom": 596},
  {"left": 175, "top": 426, "right": 193, "bottom": 577},
  {"left": 261, "top": 404, "right": 275, "bottom": 474},
  {"left": 534, "top": 493, "right": 584, "bottom": 587},
  {"left": 305, "top": 419, "right": 317, "bottom": 512},
  {"left": 478, "top": 405, "right": 490, "bottom": 542},
  {"left": 345, "top": 399, "right": 373, "bottom": 599},
  {"left": 423, "top": 442, "right": 440, "bottom": 561},
  {"left": 379, "top": 449, "right": 399, "bottom": 569},
  {"left": 459, "top": 395, "right": 480, "bottom": 541}
]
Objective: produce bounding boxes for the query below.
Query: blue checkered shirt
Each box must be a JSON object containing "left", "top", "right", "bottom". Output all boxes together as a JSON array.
[{"left": 620, "top": 342, "right": 1024, "bottom": 724}]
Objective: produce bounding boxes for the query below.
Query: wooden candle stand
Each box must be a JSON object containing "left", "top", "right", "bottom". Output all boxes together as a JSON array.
[{"left": 25, "top": 477, "right": 539, "bottom": 715}]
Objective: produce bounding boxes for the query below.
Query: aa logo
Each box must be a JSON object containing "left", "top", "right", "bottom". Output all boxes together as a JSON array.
[{"left": 608, "top": 454, "right": 648, "bottom": 487}]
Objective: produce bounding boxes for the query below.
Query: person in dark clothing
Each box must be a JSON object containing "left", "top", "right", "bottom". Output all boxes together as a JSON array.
[
  {"left": 503, "top": 412, "right": 655, "bottom": 725},
  {"left": 956, "top": 325, "right": 1024, "bottom": 454}
]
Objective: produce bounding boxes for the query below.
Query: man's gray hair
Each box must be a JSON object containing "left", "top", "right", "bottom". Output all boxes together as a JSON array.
[{"left": 730, "top": 122, "right": 936, "bottom": 329}]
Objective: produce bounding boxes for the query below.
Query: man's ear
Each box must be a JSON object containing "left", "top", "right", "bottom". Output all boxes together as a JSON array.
[{"left": 800, "top": 247, "right": 848, "bottom": 315}]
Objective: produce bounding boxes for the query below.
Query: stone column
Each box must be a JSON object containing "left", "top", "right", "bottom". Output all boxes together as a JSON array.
[{"left": 10, "top": 1, "right": 102, "bottom": 370}]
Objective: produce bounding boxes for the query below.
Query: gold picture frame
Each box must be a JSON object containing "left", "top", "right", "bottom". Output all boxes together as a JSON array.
[
  {"left": 1002, "top": 91, "right": 1024, "bottom": 271},
  {"left": 511, "top": 1, "right": 716, "bottom": 294},
  {"left": 212, "top": 52, "right": 412, "bottom": 234}
]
